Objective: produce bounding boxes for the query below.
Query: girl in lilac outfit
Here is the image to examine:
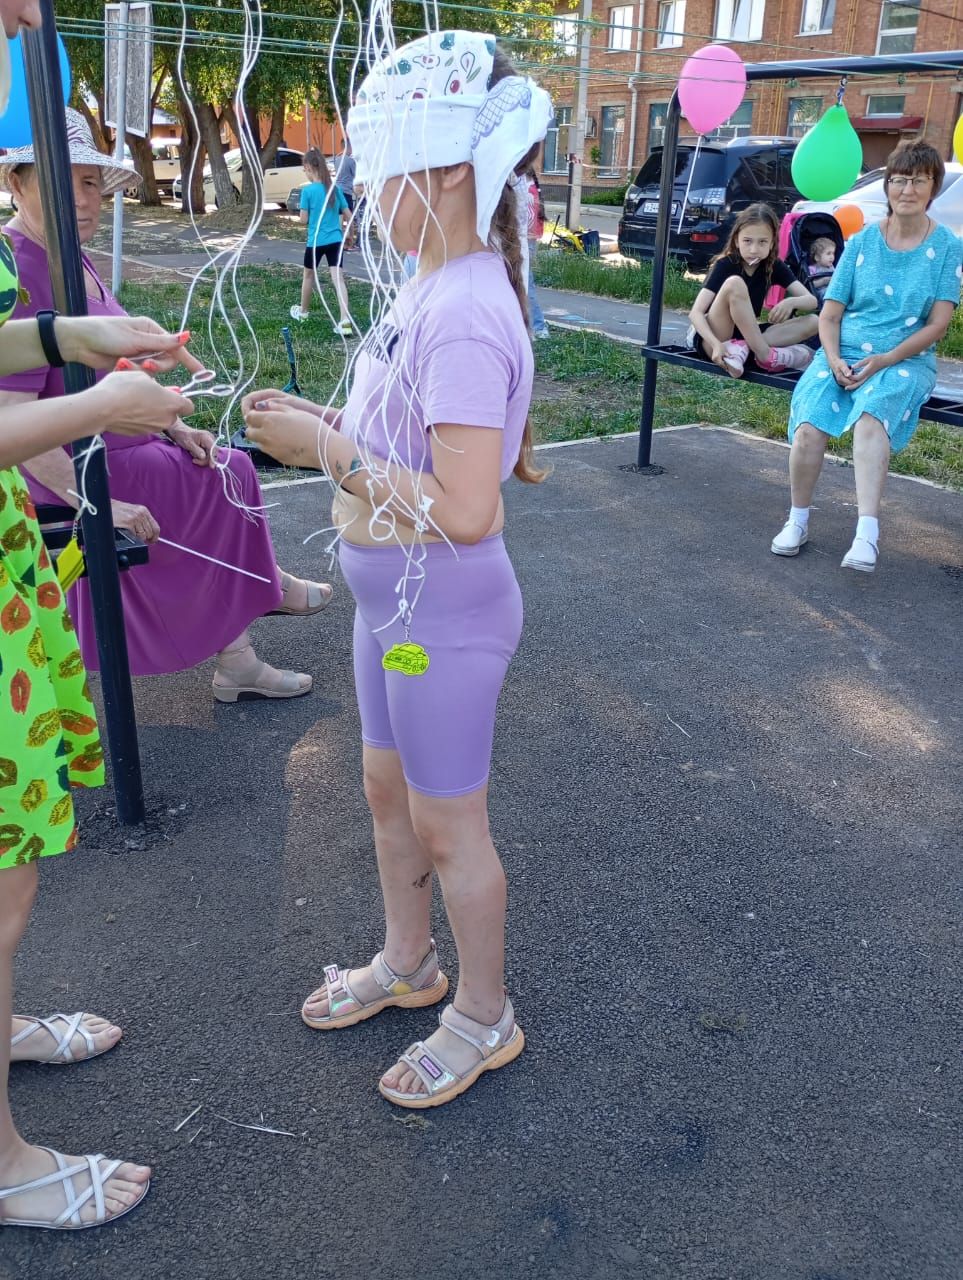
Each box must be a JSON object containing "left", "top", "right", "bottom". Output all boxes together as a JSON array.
[
  {"left": 0, "top": 111, "right": 332, "bottom": 702},
  {"left": 244, "top": 33, "right": 553, "bottom": 1108}
]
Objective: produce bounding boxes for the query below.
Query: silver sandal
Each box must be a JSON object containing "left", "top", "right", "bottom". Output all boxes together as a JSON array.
[
  {"left": 10, "top": 1012, "right": 117, "bottom": 1066},
  {"left": 302, "top": 941, "right": 449, "bottom": 1031},
  {"left": 379, "top": 998, "right": 525, "bottom": 1110},
  {"left": 0, "top": 1148, "right": 149, "bottom": 1230}
]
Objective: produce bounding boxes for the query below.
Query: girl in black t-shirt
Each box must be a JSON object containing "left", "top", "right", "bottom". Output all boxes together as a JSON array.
[{"left": 686, "top": 203, "right": 819, "bottom": 377}]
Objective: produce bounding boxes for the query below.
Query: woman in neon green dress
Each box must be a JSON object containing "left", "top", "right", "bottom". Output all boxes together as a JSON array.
[{"left": 0, "top": 212, "right": 197, "bottom": 1225}]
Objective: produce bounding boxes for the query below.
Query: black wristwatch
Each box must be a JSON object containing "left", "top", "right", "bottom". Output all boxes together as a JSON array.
[{"left": 36, "top": 309, "right": 65, "bottom": 368}]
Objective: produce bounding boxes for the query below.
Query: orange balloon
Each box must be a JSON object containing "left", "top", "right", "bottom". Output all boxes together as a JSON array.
[{"left": 834, "top": 204, "right": 864, "bottom": 238}]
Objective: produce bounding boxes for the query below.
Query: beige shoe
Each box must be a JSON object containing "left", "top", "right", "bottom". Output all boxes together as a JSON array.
[{"left": 302, "top": 941, "right": 449, "bottom": 1031}]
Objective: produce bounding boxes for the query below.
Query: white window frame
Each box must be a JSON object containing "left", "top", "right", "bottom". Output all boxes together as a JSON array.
[
  {"left": 553, "top": 13, "right": 578, "bottom": 56},
  {"left": 656, "top": 0, "right": 686, "bottom": 48},
  {"left": 714, "top": 0, "right": 765, "bottom": 41},
  {"left": 865, "top": 94, "right": 906, "bottom": 117},
  {"left": 876, "top": 1, "right": 919, "bottom": 56},
  {"left": 599, "top": 104, "right": 627, "bottom": 178},
  {"left": 799, "top": 0, "right": 835, "bottom": 34},
  {"left": 786, "top": 95, "right": 822, "bottom": 138},
  {"left": 608, "top": 5, "right": 634, "bottom": 51},
  {"left": 544, "top": 106, "right": 573, "bottom": 173}
]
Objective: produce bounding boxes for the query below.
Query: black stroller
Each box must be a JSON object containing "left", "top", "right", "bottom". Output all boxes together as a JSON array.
[{"left": 783, "top": 210, "right": 845, "bottom": 304}]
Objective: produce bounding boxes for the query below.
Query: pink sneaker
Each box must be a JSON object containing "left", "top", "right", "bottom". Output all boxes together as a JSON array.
[
  {"left": 761, "top": 344, "right": 814, "bottom": 372},
  {"left": 722, "top": 339, "right": 749, "bottom": 375}
]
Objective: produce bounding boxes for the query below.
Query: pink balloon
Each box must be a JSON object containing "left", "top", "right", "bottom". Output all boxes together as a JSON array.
[{"left": 678, "top": 44, "right": 747, "bottom": 137}]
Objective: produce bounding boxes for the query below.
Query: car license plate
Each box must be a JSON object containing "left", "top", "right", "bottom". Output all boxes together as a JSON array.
[{"left": 643, "top": 200, "right": 680, "bottom": 218}]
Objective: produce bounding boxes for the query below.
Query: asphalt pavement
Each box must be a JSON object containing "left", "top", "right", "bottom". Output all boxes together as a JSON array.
[{"left": 4, "top": 428, "right": 961, "bottom": 1280}]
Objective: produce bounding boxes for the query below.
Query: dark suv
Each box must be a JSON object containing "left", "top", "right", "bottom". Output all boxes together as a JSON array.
[{"left": 618, "top": 137, "right": 803, "bottom": 270}]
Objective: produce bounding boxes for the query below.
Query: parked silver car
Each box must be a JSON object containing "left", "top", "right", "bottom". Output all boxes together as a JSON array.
[{"left": 793, "top": 162, "right": 963, "bottom": 238}]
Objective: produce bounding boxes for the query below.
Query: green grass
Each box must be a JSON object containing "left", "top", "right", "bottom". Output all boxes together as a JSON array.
[
  {"left": 118, "top": 267, "right": 963, "bottom": 490},
  {"left": 533, "top": 248, "right": 699, "bottom": 311},
  {"left": 582, "top": 185, "right": 628, "bottom": 207},
  {"left": 532, "top": 328, "right": 963, "bottom": 490}
]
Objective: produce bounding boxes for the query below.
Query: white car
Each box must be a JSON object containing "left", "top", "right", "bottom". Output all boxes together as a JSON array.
[
  {"left": 793, "top": 162, "right": 963, "bottom": 238},
  {"left": 172, "top": 147, "right": 309, "bottom": 208}
]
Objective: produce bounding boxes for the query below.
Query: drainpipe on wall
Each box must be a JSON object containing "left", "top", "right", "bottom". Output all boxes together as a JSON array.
[{"left": 625, "top": 1, "right": 644, "bottom": 182}]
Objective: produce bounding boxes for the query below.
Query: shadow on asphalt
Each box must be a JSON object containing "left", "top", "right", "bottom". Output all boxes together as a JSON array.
[{"left": 4, "top": 430, "right": 961, "bottom": 1280}]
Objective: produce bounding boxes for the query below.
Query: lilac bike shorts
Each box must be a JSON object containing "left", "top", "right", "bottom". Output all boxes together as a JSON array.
[{"left": 339, "top": 535, "right": 523, "bottom": 798}]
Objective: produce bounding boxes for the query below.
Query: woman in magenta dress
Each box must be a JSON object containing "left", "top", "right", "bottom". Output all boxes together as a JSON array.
[{"left": 0, "top": 110, "right": 331, "bottom": 702}]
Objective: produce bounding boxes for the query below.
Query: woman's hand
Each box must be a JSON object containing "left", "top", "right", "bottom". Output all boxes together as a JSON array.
[
  {"left": 92, "top": 370, "right": 195, "bottom": 436},
  {"left": 240, "top": 388, "right": 326, "bottom": 420},
  {"left": 766, "top": 298, "right": 797, "bottom": 324},
  {"left": 828, "top": 354, "right": 859, "bottom": 389},
  {"left": 243, "top": 398, "right": 326, "bottom": 469},
  {"left": 110, "top": 499, "right": 160, "bottom": 543},
  {"left": 166, "top": 420, "right": 217, "bottom": 466},
  {"left": 849, "top": 353, "right": 893, "bottom": 384},
  {"left": 56, "top": 316, "right": 204, "bottom": 375}
]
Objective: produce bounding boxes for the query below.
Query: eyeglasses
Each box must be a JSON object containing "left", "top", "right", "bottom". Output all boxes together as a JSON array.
[{"left": 886, "top": 176, "right": 932, "bottom": 190}]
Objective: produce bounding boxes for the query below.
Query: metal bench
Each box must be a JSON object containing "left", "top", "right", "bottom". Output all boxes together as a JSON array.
[
  {"left": 637, "top": 343, "right": 963, "bottom": 429},
  {"left": 35, "top": 502, "right": 150, "bottom": 576},
  {"left": 628, "top": 48, "right": 963, "bottom": 476}
]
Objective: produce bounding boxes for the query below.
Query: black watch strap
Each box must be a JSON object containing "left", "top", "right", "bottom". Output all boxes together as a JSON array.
[{"left": 36, "top": 309, "right": 65, "bottom": 368}]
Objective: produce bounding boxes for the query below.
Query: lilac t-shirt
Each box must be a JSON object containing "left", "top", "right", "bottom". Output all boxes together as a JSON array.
[{"left": 340, "top": 251, "right": 533, "bottom": 482}]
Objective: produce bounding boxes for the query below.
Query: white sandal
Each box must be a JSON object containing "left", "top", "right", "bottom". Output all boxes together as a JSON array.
[
  {"left": 0, "top": 1148, "right": 149, "bottom": 1230},
  {"left": 10, "top": 1012, "right": 116, "bottom": 1066},
  {"left": 379, "top": 999, "right": 525, "bottom": 1110}
]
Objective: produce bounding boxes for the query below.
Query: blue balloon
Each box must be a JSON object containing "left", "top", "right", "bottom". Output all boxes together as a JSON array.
[{"left": 0, "top": 33, "right": 72, "bottom": 147}]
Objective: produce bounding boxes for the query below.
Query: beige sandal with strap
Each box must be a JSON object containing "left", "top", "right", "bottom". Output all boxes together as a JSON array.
[
  {"left": 267, "top": 572, "right": 334, "bottom": 617},
  {"left": 379, "top": 998, "right": 525, "bottom": 1110},
  {"left": 301, "top": 941, "right": 448, "bottom": 1031}
]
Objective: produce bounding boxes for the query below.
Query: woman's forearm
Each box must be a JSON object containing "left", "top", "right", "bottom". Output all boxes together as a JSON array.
[
  {"left": 818, "top": 311, "right": 842, "bottom": 361},
  {"left": 883, "top": 322, "right": 948, "bottom": 366},
  {"left": 19, "top": 446, "right": 78, "bottom": 505},
  {"left": 0, "top": 386, "right": 109, "bottom": 469}
]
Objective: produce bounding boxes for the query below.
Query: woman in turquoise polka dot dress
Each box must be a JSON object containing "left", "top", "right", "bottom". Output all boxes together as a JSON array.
[{"left": 772, "top": 140, "right": 962, "bottom": 573}]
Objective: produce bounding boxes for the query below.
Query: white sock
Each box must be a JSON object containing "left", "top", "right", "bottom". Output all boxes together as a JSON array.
[
  {"left": 856, "top": 515, "right": 879, "bottom": 545},
  {"left": 789, "top": 505, "right": 810, "bottom": 528}
]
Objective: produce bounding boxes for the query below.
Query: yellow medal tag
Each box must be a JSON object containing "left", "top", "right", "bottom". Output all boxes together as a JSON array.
[
  {"left": 382, "top": 642, "right": 430, "bottom": 677},
  {"left": 56, "top": 537, "right": 86, "bottom": 591}
]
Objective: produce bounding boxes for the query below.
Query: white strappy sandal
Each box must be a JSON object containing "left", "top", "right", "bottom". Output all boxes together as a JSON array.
[
  {"left": 10, "top": 1012, "right": 117, "bottom": 1066},
  {"left": 0, "top": 1148, "right": 149, "bottom": 1230}
]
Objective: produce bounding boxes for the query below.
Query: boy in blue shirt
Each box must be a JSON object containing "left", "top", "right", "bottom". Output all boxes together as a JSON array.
[{"left": 292, "top": 148, "right": 353, "bottom": 333}]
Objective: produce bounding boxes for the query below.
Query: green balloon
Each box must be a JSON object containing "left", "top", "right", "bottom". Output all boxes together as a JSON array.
[{"left": 791, "top": 105, "right": 863, "bottom": 202}]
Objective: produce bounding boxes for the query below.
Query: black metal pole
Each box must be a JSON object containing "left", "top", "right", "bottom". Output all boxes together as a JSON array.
[
  {"left": 23, "top": 2, "right": 146, "bottom": 825},
  {"left": 632, "top": 91, "right": 680, "bottom": 474}
]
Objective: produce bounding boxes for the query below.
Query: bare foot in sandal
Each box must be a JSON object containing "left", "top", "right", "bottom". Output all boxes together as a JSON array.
[
  {"left": 0, "top": 1141, "right": 150, "bottom": 1229},
  {"left": 380, "top": 997, "right": 524, "bottom": 1108},
  {"left": 10, "top": 1013, "right": 121, "bottom": 1065},
  {"left": 302, "top": 942, "right": 447, "bottom": 1029},
  {"left": 270, "top": 571, "right": 333, "bottom": 617},
  {"left": 212, "top": 639, "right": 312, "bottom": 703}
]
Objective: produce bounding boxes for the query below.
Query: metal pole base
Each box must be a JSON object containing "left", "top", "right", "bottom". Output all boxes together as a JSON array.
[{"left": 619, "top": 463, "right": 666, "bottom": 476}]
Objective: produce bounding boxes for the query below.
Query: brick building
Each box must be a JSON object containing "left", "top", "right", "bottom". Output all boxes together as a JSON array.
[{"left": 540, "top": 1, "right": 961, "bottom": 196}]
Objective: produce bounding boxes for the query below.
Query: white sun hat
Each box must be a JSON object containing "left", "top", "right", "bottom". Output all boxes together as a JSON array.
[{"left": 0, "top": 106, "right": 141, "bottom": 195}]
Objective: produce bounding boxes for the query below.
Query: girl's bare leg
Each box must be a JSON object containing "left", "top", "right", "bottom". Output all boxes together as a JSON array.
[
  {"left": 381, "top": 784, "right": 508, "bottom": 1096},
  {"left": 330, "top": 267, "right": 352, "bottom": 325},
  {"left": 300, "top": 268, "right": 314, "bottom": 315},
  {"left": 301, "top": 747, "right": 434, "bottom": 1022}
]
